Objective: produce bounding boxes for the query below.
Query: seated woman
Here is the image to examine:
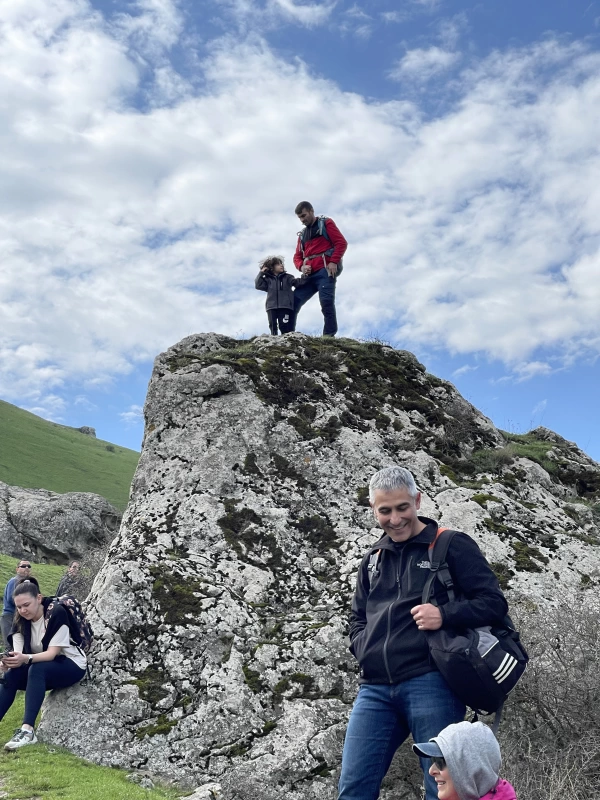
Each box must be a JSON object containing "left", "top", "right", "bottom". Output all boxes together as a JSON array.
[
  {"left": 413, "top": 721, "right": 517, "bottom": 800},
  {"left": 0, "top": 577, "right": 86, "bottom": 750}
]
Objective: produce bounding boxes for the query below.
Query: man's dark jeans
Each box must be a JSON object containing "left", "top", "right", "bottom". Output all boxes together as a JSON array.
[
  {"left": 293, "top": 267, "right": 337, "bottom": 336},
  {"left": 338, "top": 671, "right": 466, "bottom": 800}
]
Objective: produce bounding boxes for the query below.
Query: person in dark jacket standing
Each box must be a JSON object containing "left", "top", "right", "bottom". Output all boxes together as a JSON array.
[
  {"left": 338, "top": 466, "right": 508, "bottom": 800},
  {"left": 255, "top": 255, "right": 305, "bottom": 335},
  {"left": 1, "top": 559, "right": 32, "bottom": 649},
  {"left": 293, "top": 201, "right": 347, "bottom": 337},
  {"left": 56, "top": 560, "right": 81, "bottom": 597}
]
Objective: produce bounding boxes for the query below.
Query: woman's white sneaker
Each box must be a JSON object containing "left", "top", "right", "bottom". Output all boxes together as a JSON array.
[{"left": 4, "top": 727, "right": 37, "bottom": 750}]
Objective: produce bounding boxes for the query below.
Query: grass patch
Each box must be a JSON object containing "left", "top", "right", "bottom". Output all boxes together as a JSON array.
[
  {"left": 356, "top": 486, "right": 370, "bottom": 507},
  {"left": 0, "top": 555, "right": 65, "bottom": 614},
  {"left": 0, "top": 399, "right": 139, "bottom": 511},
  {"left": 439, "top": 464, "right": 458, "bottom": 482},
  {"left": 0, "top": 696, "right": 179, "bottom": 799},
  {"left": 489, "top": 561, "right": 515, "bottom": 591},
  {"left": 502, "top": 434, "right": 555, "bottom": 473},
  {"left": 512, "top": 540, "right": 549, "bottom": 573},
  {"left": 471, "top": 493, "right": 502, "bottom": 507},
  {"left": 242, "top": 665, "right": 264, "bottom": 693},
  {"left": 135, "top": 714, "right": 177, "bottom": 740},
  {"left": 482, "top": 518, "right": 512, "bottom": 535}
]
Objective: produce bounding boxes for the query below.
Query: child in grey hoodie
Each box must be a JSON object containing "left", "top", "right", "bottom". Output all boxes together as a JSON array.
[
  {"left": 255, "top": 256, "right": 306, "bottom": 335},
  {"left": 413, "top": 721, "right": 517, "bottom": 800}
]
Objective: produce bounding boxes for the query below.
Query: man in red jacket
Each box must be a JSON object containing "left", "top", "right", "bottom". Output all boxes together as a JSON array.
[{"left": 293, "top": 201, "right": 347, "bottom": 336}]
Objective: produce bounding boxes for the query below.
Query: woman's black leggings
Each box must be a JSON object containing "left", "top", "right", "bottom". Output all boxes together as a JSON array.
[{"left": 0, "top": 660, "right": 85, "bottom": 726}]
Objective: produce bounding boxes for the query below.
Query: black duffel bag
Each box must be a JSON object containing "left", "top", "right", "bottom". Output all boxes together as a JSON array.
[{"left": 422, "top": 528, "right": 529, "bottom": 727}]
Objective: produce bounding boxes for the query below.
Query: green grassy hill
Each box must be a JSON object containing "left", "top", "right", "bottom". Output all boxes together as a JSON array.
[{"left": 0, "top": 400, "right": 139, "bottom": 511}]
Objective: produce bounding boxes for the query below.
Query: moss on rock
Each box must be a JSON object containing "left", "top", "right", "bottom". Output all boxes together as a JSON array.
[{"left": 290, "top": 515, "right": 337, "bottom": 551}]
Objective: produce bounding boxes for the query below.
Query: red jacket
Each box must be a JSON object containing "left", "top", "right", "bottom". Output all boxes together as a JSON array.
[{"left": 293, "top": 217, "right": 348, "bottom": 273}]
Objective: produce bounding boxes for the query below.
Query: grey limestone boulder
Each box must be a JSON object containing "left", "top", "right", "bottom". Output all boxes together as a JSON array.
[
  {"left": 0, "top": 482, "right": 121, "bottom": 563},
  {"left": 39, "top": 333, "right": 600, "bottom": 797}
]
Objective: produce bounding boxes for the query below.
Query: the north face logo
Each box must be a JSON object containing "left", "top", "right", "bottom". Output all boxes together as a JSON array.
[{"left": 416, "top": 560, "right": 430, "bottom": 569}]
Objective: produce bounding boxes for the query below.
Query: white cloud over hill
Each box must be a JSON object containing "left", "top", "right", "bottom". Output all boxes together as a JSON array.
[{"left": 1, "top": 0, "right": 599, "bottom": 404}]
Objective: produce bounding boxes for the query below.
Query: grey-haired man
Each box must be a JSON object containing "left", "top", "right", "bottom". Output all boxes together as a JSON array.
[{"left": 338, "top": 466, "right": 508, "bottom": 800}]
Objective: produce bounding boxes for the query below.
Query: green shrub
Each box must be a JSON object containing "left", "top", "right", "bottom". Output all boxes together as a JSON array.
[
  {"left": 469, "top": 447, "right": 514, "bottom": 475},
  {"left": 471, "top": 493, "right": 502, "bottom": 506}
]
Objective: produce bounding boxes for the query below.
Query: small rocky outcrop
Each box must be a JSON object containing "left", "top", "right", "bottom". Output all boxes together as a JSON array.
[
  {"left": 40, "top": 333, "right": 600, "bottom": 797},
  {"left": 76, "top": 426, "right": 97, "bottom": 437},
  {"left": 0, "top": 482, "right": 121, "bottom": 563}
]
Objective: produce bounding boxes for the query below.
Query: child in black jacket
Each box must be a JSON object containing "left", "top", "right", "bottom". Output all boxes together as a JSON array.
[{"left": 255, "top": 256, "right": 305, "bottom": 335}]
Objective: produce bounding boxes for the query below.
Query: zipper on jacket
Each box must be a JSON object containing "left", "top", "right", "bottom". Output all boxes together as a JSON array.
[
  {"left": 406, "top": 556, "right": 413, "bottom": 593},
  {"left": 382, "top": 550, "right": 404, "bottom": 684}
]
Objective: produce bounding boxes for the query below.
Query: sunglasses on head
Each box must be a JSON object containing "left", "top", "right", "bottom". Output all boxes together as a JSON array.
[
  {"left": 19, "top": 564, "right": 31, "bottom": 569},
  {"left": 431, "top": 757, "right": 446, "bottom": 769}
]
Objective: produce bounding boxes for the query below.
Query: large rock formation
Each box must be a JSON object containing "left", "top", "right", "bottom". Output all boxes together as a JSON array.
[
  {"left": 40, "top": 333, "right": 600, "bottom": 797},
  {"left": 0, "top": 483, "right": 121, "bottom": 563}
]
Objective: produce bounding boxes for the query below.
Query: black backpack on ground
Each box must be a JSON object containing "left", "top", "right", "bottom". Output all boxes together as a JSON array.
[{"left": 421, "top": 528, "right": 528, "bottom": 730}]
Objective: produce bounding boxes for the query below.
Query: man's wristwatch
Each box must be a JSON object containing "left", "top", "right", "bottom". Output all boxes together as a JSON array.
[{"left": 27, "top": 655, "right": 33, "bottom": 666}]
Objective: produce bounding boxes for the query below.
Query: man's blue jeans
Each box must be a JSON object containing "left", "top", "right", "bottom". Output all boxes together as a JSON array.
[
  {"left": 338, "top": 672, "right": 465, "bottom": 800},
  {"left": 293, "top": 267, "right": 337, "bottom": 336}
]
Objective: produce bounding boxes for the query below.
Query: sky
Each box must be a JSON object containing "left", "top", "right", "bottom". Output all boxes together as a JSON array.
[{"left": 1, "top": 0, "right": 599, "bottom": 462}]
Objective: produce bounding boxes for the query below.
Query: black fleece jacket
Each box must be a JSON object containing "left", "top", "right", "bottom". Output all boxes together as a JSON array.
[{"left": 349, "top": 518, "right": 508, "bottom": 685}]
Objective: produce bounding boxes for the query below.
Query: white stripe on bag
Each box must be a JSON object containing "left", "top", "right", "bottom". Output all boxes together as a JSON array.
[
  {"left": 495, "top": 657, "right": 518, "bottom": 683},
  {"left": 492, "top": 654, "right": 511, "bottom": 677}
]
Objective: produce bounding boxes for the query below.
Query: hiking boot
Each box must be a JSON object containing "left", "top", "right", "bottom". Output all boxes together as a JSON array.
[{"left": 4, "top": 727, "right": 37, "bottom": 750}]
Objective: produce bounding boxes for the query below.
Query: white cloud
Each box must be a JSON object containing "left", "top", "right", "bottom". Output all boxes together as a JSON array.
[
  {"left": 390, "top": 46, "right": 460, "bottom": 82},
  {"left": 218, "top": 0, "right": 335, "bottom": 29},
  {"left": 74, "top": 395, "right": 99, "bottom": 411},
  {"left": 513, "top": 362, "right": 554, "bottom": 381},
  {"left": 271, "top": 0, "right": 335, "bottom": 26},
  {"left": 26, "top": 394, "right": 67, "bottom": 422},
  {"left": 120, "top": 404, "right": 144, "bottom": 426},
  {"left": 532, "top": 399, "right": 548, "bottom": 416},
  {"left": 437, "top": 13, "right": 468, "bottom": 50},
  {"left": 114, "top": 0, "right": 184, "bottom": 52},
  {"left": 341, "top": 4, "right": 373, "bottom": 37},
  {"left": 381, "top": 11, "right": 403, "bottom": 23},
  {"left": 452, "top": 364, "right": 478, "bottom": 377},
  {"left": 411, "top": 0, "right": 441, "bottom": 9},
  {"left": 1, "top": 6, "right": 600, "bottom": 408}
]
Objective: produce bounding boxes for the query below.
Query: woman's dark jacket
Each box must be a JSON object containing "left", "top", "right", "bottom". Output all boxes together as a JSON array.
[
  {"left": 349, "top": 518, "right": 508, "bottom": 685},
  {"left": 8, "top": 598, "right": 70, "bottom": 654},
  {"left": 255, "top": 271, "right": 306, "bottom": 311}
]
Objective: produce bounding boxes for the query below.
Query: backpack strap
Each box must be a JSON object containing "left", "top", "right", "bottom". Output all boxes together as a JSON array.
[
  {"left": 298, "top": 216, "right": 334, "bottom": 260},
  {"left": 367, "top": 549, "right": 381, "bottom": 589},
  {"left": 421, "top": 527, "right": 458, "bottom": 605}
]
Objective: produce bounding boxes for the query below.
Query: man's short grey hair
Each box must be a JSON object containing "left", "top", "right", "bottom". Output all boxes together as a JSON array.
[{"left": 369, "top": 466, "right": 418, "bottom": 502}]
